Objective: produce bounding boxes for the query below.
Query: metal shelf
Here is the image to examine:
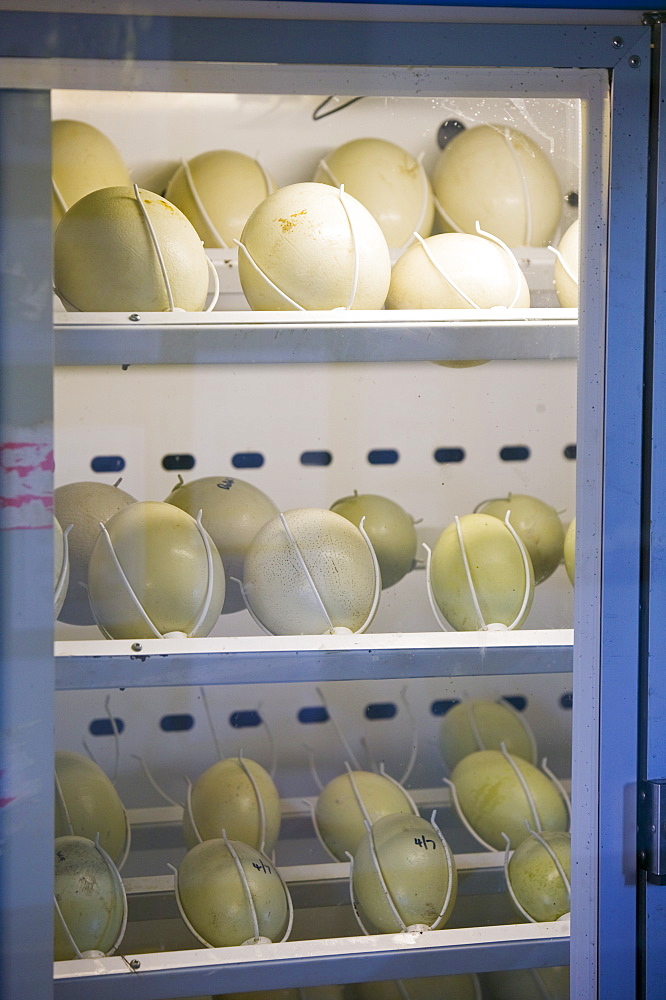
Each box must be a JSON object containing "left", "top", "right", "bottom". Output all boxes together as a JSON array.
[
  {"left": 53, "top": 308, "right": 577, "bottom": 366},
  {"left": 55, "top": 628, "right": 573, "bottom": 690}
]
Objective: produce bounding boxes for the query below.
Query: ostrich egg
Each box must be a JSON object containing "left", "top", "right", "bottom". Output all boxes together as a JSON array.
[
  {"left": 475, "top": 493, "right": 565, "bottom": 584},
  {"left": 429, "top": 513, "right": 534, "bottom": 631},
  {"left": 554, "top": 218, "right": 579, "bottom": 308},
  {"left": 439, "top": 698, "right": 536, "bottom": 771},
  {"left": 165, "top": 475, "right": 279, "bottom": 614},
  {"left": 315, "top": 769, "right": 416, "bottom": 861},
  {"left": 353, "top": 974, "right": 479, "bottom": 1000},
  {"left": 87, "top": 500, "right": 225, "bottom": 639},
  {"left": 313, "top": 137, "right": 434, "bottom": 249},
  {"left": 184, "top": 756, "right": 281, "bottom": 854},
  {"left": 243, "top": 508, "right": 377, "bottom": 636},
  {"left": 450, "top": 749, "right": 568, "bottom": 850},
  {"left": 352, "top": 813, "right": 457, "bottom": 933},
  {"left": 54, "top": 515, "right": 69, "bottom": 618},
  {"left": 329, "top": 491, "right": 417, "bottom": 589},
  {"left": 54, "top": 835, "right": 126, "bottom": 960},
  {"left": 237, "top": 182, "right": 391, "bottom": 310},
  {"left": 53, "top": 185, "right": 210, "bottom": 312},
  {"left": 564, "top": 518, "right": 576, "bottom": 585},
  {"left": 52, "top": 119, "right": 131, "bottom": 227},
  {"left": 386, "top": 232, "right": 530, "bottom": 311},
  {"left": 432, "top": 124, "right": 562, "bottom": 246},
  {"left": 55, "top": 750, "right": 129, "bottom": 867},
  {"left": 166, "top": 149, "right": 275, "bottom": 248},
  {"left": 176, "top": 838, "right": 290, "bottom": 947},
  {"left": 54, "top": 480, "right": 137, "bottom": 626},
  {"left": 507, "top": 829, "right": 571, "bottom": 921}
]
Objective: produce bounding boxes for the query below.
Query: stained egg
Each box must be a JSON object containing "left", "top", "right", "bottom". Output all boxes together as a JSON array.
[
  {"left": 176, "top": 838, "right": 291, "bottom": 947},
  {"left": 54, "top": 835, "right": 126, "bottom": 960},
  {"left": 237, "top": 182, "right": 391, "bottom": 310},
  {"left": 87, "top": 500, "right": 225, "bottom": 639},
  {"left": 184, "top": 756, "right": 281, "bottom": 854},
  {"left": 54, "top": 185, "right": 210, "bottom": 312},
  {"left": 315, "top": 769, "right": 416, "bottom": 861},
  {"left": 55, "top": 750, "right": 130, "bottom": 867},
  {"left": 352, "top": 813, "right": 457, "bottom": 933}
]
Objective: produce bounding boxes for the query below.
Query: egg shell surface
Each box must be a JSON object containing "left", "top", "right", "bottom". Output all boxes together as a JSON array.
[
  {"left": 54, "top": 835, "right": 126, "bottom": 960},
  {"left": 313, "top": 137, "right": 434, "bottom": 248},
  {"left": 55, "top": 750, "right": 129, "bottom": 866},
  {"left": 165, "top": 475, "right": 279, "bottom": 615},
  {"left": 329, "top": 491, "right": 417, "bottom": 589},
  {"left": 54, "top": 480, "right": 137, "bottom": 626},
  {"left": 386, "top": 232, "right": 530, "bottom": 311},
  {"left": 166, "top": 149, "right": 275, "bottom": 248},
  {"left": 507, "top": 829, "right": 571, "bottom": 921},
  {"left": 475, "top": 493, "right": 565, "bottom": 585},
  {"left": 429, "top": 513, "right": 534, "bottom": 631},
  {"left": 238, "top": 181, "right": 391, "bottom": 310},
  {"left": 563, "top": 517, "right": 576, "bottom": 585},
  {"left": 451, "top": 749, "right": 568, "bottom": 849},
  {"left": 432, "top": 124, "right": 562, "bottom": 246},
  {"left": 439, "top": 699, "right": 536, "bottom": 771},
  {"left": 185, "top": 756, "right": 281, "bottom": 854},
  {"left": 554, "top": 218, "right": 579, "bottom": 308},
  {"left": 177, "top": 838, "right": 290, "bottom": 947},
  {"left": 315, "top": 770, "right": 415, "bottom": 861},
  {"left": 54, "top": 185, "right": 210, "bottom": 312},
  {"left": 352, "top": 813, "right": 457, "bottom": 932},
  {"left": 52, "top": 118, "right": 131, "bottom": 225},
  {"left": 243, "top": 507, "right": 377, "bottom": 636},
  {"left": 87, "top": 500, "right": 225, "bottom": 639}
]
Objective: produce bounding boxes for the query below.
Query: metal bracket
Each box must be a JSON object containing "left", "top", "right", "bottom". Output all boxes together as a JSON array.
[
  {"left": 642, "top": 11, "right": 666, "bottom": 26},
  {"left": 638, "top": 779, "right": 666, "bottom": 884}
]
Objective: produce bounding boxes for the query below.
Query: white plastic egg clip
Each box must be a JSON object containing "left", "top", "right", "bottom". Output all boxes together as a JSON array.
[{"left": 424, "top": 510, "right": 533, "bottom": 632}]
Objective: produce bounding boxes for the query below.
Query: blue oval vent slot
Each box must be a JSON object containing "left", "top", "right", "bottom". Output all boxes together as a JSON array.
[
  {"left": 365, "top": 702, "right": 397, "bottom": 720},
  {"left": 500, "top": 445, "right": 530, "bottom": 462},
  {"left": 298, "top": 706, "right": 330, "bottom": 724},
  {"left": 160, "top": 714, "right": 194, "bottom": 732},
  {"left": 434, "top": 447, "right": 465, "bottom": 464},
  {"left": 162, "top": 454, "right": 195, "bottom": 472},
  {"left": 368, "top": 449, "right": 399, "bottom": 465},
  {"left": 89, "top": 717, "right": 125, "bottom": 736},
  {"left": 431, "top": 699, "right": 460, "bottom": 716},
  {"left": 232, "top": 452, "right": 264, "bottom": 469},
  {"left": 229, "top": 710, "right": 262, "bottom": 728},
  {"left": 91, "top": 456, "right": 125, "bottom": 474},
  {"left": 300, "top": 450, "right": 333, "bottom": 467}
]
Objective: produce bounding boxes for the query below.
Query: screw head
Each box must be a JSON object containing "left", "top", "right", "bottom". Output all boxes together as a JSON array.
[
  {"left": 612, "top": 36, "right": 624, "bottom": 48},
  {"left": 629, "top": 55, "right": 642, "bottom": 68},
  {"left": 129, "top": 313, "right": 140, "bottom": 322},
  {"left": 129, "top": 959, "right": 141, "bottom": 970},
  {"left": 131, "top": 642, "right": 143, "bottom": 652}
]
